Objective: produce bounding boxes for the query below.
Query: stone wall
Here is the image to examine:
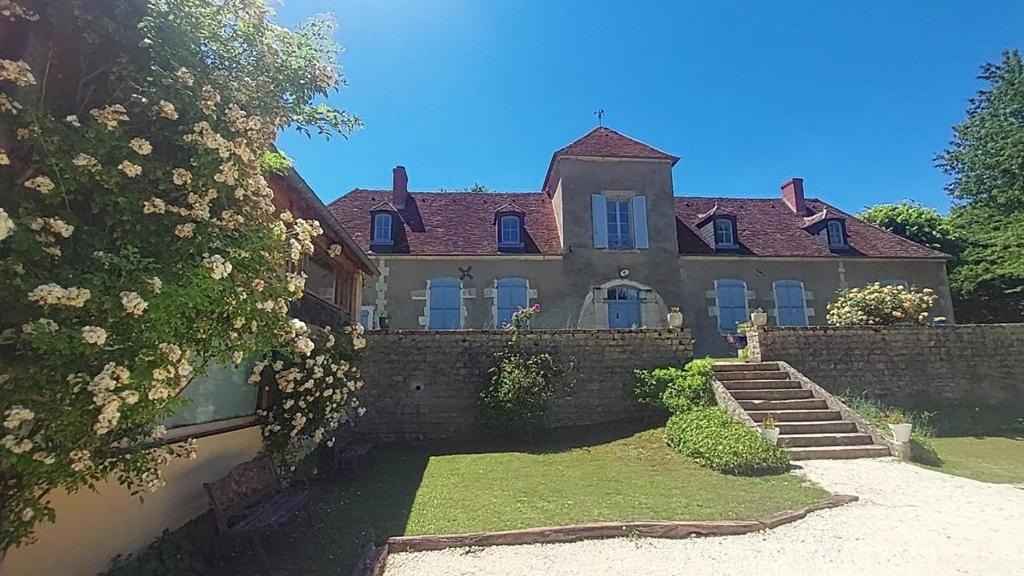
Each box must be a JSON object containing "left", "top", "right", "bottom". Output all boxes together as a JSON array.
[
  {"left": 355, "top": 329, "right": 693, "bottom": 439},
  {"left": 747, "top": 324, "right": 1024, "bottom": 410}
]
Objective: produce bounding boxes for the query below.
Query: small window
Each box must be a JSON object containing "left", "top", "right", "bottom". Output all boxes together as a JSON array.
[
  {"left": 359, "top": 306, "right": 375, "bottom": 331},
  {"left": 713, "top": 219, "right": 736, "bottom": 248},
  {"left": 304, "top": 257, "right": 337, "bottom": 303},
  {"left": 606, "top": 199, "right": 633, "bottom": 249},
  {"left": 496, "top": 277, "right": 529, "bottom": 327},
  {"left": 164, "top": 360, "right": 258, "bottom": 428},
  {"left": 428, "top": 277, "right": 461, "bottom": 330},
  {"left": 826, "top": 220, "right": 846, "bottom": 248},
  {"left": 372, "top": 213, "right": 393, "bottom": 245},
  {"left": 498, "top": 215, "right": 521, "bottom": 246},
  {"left": 715, "top": 279, "right": 748, "bottom": 334}
]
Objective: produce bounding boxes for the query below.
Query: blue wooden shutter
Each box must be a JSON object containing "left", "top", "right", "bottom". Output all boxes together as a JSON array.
[
  {"left": 591, "top": 193, "right": 608, "bottom": 249},
  {"left": 632, "top": 195, "right": 649, "bottom": 249},
  {"left": 496, "top": 278, "right": 528, "bottom": 327},
  {"left": 775, "top": 280, "right": 807, "bottom": 326},
  {"left": 429, "top": 277, "right": 461, "bottom": 330},
  {"left": 716, "top": 280, "right": 748, "bottom": 333}
]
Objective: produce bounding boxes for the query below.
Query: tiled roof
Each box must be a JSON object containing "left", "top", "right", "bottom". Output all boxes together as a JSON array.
[
  {"left": 553, "top": 127, "right": 679, "bottom": 163},
  {"left": 675, "top": 197, "right": 949, "bottom": 259},
  {"left": 328, "top": 190, "right": 563, "bottom": 255}
]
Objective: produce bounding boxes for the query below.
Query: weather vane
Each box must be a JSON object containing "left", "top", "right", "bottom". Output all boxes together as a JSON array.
[{"left": 594, "top": 108, "right": 605, "bottom": 126}]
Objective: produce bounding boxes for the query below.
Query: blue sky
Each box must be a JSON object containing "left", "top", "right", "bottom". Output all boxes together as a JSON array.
[{"left": 273, "top": 1, "right": 1023, "bottom": 214}]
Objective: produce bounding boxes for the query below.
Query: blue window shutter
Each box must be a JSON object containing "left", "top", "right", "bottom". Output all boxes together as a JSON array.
[
  {"left": 429, "top": 277, "right": 461, "bottom": 330},
  {"left": 496, "top": 278, "right": 528, "bottom": 327},
  {"left": 591, "top": 194, "right": 608, "bottom": 249},
  {"left": 716, "top": 279, "right": 748, "bottom": 333},
  {"left": 774, "top": 280, "right": 807, "bottom": 326},
  {"left": 632, "top": 195, "right": 649, "bottom": 249}
]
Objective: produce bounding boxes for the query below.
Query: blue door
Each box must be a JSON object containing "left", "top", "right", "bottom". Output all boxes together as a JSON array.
[
  {"left": 607, "top": 286, "right": 641, "bottom": 329},
  {"left": 496, "top": 277, "right": 529, "bottom": 327},
  {"left": 428, "top": 277, "right": 461, "bottom": 330},
  {"left": 774, "top": 280, "right": 808, "bottom": 326}
]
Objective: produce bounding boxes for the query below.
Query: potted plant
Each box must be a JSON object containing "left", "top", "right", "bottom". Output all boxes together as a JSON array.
[
  {"left": 759, "top": 414, "right": 780, "bottom": 445},
  {"left": 750, "top": 307, "right": 768, "bottom": 327},
  {"left": 666, "top": 306, "right": 684, "bottom": 329},
  {"left": 883, "top": 410, "right": 913, "bottom": 443}
]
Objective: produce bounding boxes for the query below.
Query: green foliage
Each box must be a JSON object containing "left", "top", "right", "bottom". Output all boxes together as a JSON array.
[
  {"left": 859, "top": 201, "right": 963, "bottom": 256},
  {"left": 664, "top": 408, "right": 790, "bottom": 476},
  {"left": 935, "top": 50, "right": 1024, "bottom": 322},
  {"left": 632, "top": 367, "right": 680, "bottom": 407},
  {"left": 827, "top": 282, "right": 939, "bottom": 326},
  {"left": 0, "top": 0, "right": 364, "bottom": 550},
  {"left": 480, "top": 305, "right": 561, "bottom": 438},
  {"left": 261, "top": 150, "right": 294, "bottom": 175},
  {"left": 661, "top": 359, "right": 714, "bottom": 414},
  {"left": 838, "top": 393, "right": 942, "bottom": 466}
]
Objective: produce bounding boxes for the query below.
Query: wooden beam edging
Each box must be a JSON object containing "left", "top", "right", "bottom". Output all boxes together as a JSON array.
[
  {"left": 775, "top": 361, "right": 909, "bottom": 460},
  {"left": 352, "top": 495, "right": 858, "bottom": 575}
]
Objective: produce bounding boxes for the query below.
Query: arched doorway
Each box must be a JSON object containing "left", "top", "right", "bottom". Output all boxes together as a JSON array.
[
  {"left": 607, "top": 285, "right": 641, "bottom": 329},
  {"left": 576, "top": 279, "right": 669, "bottom": 329}
]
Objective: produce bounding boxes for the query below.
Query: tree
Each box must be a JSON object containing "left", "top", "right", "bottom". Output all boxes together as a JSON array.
[
  {"left": 0, "top": 0, "right": 365, "bottom": 550},
  {"left": 859, "top": 201, "right": 963, "bottom": 257},
  {"left": 935, "top": 50, "right": 1024, "bottom": 322}
]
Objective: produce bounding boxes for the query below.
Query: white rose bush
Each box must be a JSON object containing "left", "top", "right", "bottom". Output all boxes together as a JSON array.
[
  {"left": 827, "top": 282, "right": 939, "bottom": 326},
  {"left": 0, "top": 0, "right": 364, "bottom": 551}
]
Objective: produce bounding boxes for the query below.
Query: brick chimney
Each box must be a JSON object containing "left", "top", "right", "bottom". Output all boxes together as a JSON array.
[
  {"left": 392, "top": 165, "right": 408, "bottom": 209},
  {"left": 781, "top": 177, "right": 806, "bottom": 215}
]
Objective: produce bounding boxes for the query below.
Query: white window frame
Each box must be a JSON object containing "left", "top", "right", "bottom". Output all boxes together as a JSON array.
[
  {"left": 826, "top": 220, "right": 846, "bottom": 248},
  {"left": 372, "top": 212, "right": 394, "bottom": 245},
  {"left": 606, "top": 198, "right": 633, "bottom": 249},
  {"left": 713, "top": 219, "right": 736, "bottom": 248},
  {"left": 498, "top": 214, "right": 522, "bottom": 247}
]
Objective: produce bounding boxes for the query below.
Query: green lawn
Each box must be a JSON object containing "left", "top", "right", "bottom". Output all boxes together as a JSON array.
[
  {"left": 107, "top": 424, "right": 829, "bottom": 576},
  {"left": 919, "top": 436, "right": 1024, "bottom": 484}
]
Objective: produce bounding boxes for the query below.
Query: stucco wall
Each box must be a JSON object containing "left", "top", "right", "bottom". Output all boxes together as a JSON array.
[
  {"left": 747, "top": 325, "right": 1024, "bottom": 409},
  {"left": 354, "top": 329, "right": 693, "bottom": 439},
  {"left": 1, "top": 426, "right": 263, "bottom": 576},
  {"left": 363, "top": 254, "right": 953, "bottom": 357}
]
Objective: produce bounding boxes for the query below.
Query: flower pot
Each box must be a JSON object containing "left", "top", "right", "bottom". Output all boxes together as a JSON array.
[
  {"left": 889, "top": 423, "right": 913, "bottom": 443},
  {"left": 760, "top": 427, "right": 780, "bottom": 445},
  {"left": 750, "top": 311, "right": 768, "bottom": 327},
  {"left": 667, "top": 310, "right": 683, "bottom": 329}
]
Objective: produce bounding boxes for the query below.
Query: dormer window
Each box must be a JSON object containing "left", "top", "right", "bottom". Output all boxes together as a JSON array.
[
  {"left": 499, "top": 214, "right": 522, "bottom": 247},
  {"left": 371, "top": 212, "right": 394, "bottom": 246},
  {"left": 713, "top": 218, "right": 736, "bottom": 248},
  {"left": 826, "top": 220, "right": 847, "bottom": 249}
]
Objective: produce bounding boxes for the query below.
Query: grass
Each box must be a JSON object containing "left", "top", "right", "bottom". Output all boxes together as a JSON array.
[
  {"left": 107, "top": 423, "right": 829, "bottom": 576},
  {"left": 917, "top": 436, "right": 1024, "bottom": 484}
]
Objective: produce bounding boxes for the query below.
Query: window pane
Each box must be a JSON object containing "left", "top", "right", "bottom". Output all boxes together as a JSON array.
[
  {"left": 304, "top": 258, "right": 336, "bottom": 302},
  {"left": 500, "top": 216, "right": 520, "bottom": 244},
  {"left": 164, "top": 361, "right": 258, "bottom": 428},
  {"left": 373, "top": 213, "right": 392, "bottom": 242},
  {"left": 606, "top": 200, "right": 632, "bottom": 248}
]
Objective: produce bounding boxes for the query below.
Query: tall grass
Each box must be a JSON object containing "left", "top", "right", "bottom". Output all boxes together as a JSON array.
[{"left": 838, "top": 392, "right": 943, "bottom": 466}]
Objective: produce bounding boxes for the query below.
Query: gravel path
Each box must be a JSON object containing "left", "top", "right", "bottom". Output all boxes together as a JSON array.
[{"left": 383, "top": 458, "right": 1024, "bottom": 575}]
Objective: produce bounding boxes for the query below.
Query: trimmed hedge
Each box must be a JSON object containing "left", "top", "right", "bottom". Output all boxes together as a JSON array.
[{"left": 665, "top": 407, "right": 790, "bottom": 476}]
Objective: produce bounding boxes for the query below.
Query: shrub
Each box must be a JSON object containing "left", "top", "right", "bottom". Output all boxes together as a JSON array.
[
  {"left": 665, "top": 408, "right": 790, "bottom": 475},
  {"left": 661, "top": 359, "right": 714, "bottom": 414},
  {"left": 838, "top": 392, "right": 942, "bottom": 466},
  {"left": 480, "top": 305, "right": 562, "bottom": 438},
  {"left": 827, "top": 282, "right": 939, "bottom": 326},
  {"left": 633, "top": 367, "right": 684, "bottom": 408}
]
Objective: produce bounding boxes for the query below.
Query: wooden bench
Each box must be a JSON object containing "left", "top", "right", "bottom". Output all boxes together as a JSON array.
[{"left": 203, "top": 456, "right": 313, "bottom": 571}]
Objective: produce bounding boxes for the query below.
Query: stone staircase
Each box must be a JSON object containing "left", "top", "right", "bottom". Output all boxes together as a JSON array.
[{"left": 713, "top": 362, "right": 890, "bottom": 460}]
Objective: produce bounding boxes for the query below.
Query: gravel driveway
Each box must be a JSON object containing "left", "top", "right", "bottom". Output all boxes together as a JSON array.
[{"left": 383, "top": 458, "right": 1024, "bottom": 575}]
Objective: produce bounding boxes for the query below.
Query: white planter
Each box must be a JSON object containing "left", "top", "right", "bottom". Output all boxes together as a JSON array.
[
  {"left": 889, "top": 423, "right": 913, "bottom": 443},
  {"left": 760, "top": 427, "right": 780, "bottom": 445},
  {"left": 751, "top": 312, "right": 768, "bottom": 327},
  {"left": 667, "top": 310, "right": 684, "bottom": 329}
]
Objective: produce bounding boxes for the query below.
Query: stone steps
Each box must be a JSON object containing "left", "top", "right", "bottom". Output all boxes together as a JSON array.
[
  {"left": 738, "top": 398, "right": 829, "bottom": 411},
  {"left": 776, "top": 421, "right": 858, "bottom": 434},
  {"left": 722, "top": 379, "right": 803, "bottom": 390},
  {"left": 729, "top": 388, "right": 814, "bottom": 401},
  {"left": 787, "top": 445, "right": 891, "bottom": 460},
  {"left": 713, "top": 362, "right": 891, "bottom": 461},
  {"left": 779, "top": 433, "right": 874, "bottom": 447}
]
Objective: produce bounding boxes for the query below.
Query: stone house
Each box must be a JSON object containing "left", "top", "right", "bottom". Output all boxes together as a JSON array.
[{"left": 329, "top": 127, "right": 953, "bottom": 356}]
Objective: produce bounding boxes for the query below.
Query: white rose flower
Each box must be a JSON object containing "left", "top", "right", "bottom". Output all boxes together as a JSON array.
[{"left": 80, "top": 326, "right": 108, "bottom": 346}]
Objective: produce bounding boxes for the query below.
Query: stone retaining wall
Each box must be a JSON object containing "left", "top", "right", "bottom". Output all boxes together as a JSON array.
[
  {"left": 355, "top": 329, "right": 693, "bottom": 439},
  {"left": 747, "top": 324, "right": 1024, "bottom": 410}
]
